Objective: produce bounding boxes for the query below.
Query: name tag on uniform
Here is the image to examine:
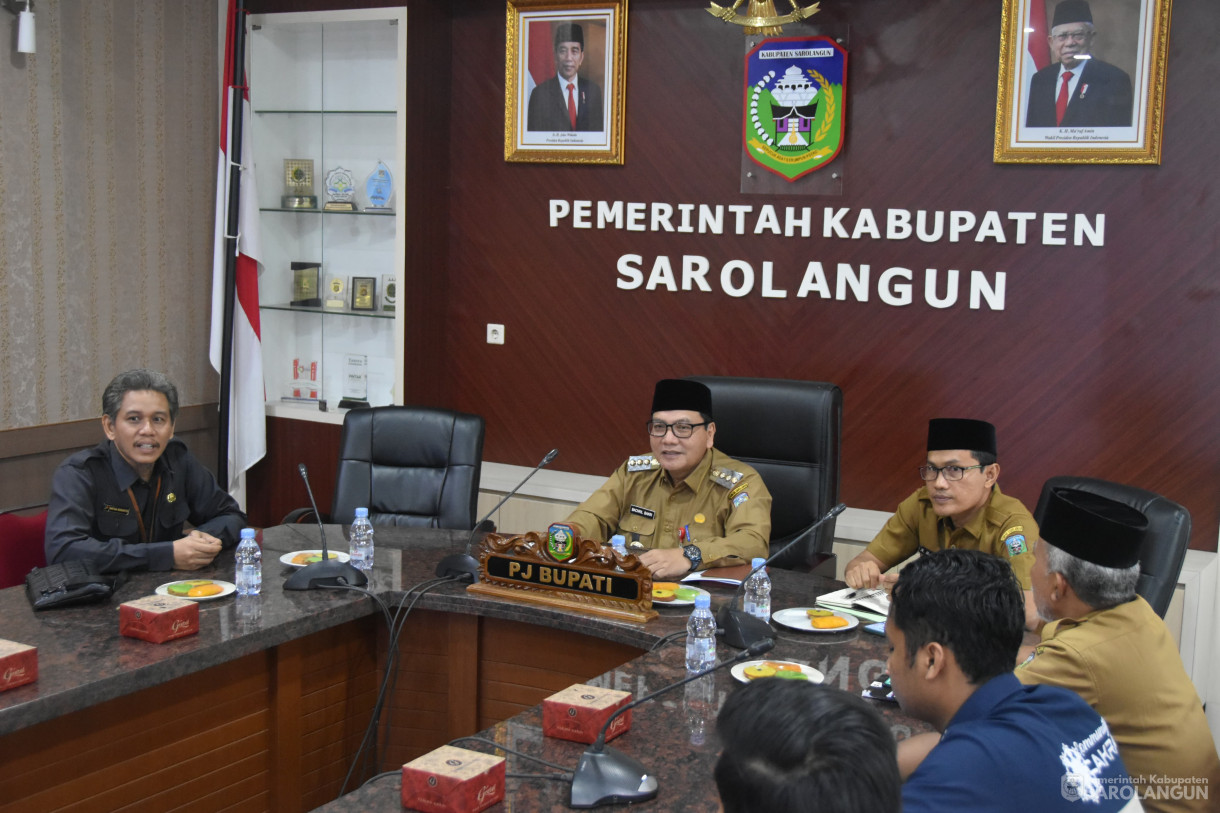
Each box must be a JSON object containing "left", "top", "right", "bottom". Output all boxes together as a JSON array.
[{"left": 629, "top": 505, "right": 655, "bottom": 520}]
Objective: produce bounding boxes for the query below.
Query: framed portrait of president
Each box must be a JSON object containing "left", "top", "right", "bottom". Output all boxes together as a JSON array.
[
  {"left": 505, "top": 1, "right": 628, "bottom": 165},
  {"left": 994, "top": 0, "right": 1171, "bottom": 164}
]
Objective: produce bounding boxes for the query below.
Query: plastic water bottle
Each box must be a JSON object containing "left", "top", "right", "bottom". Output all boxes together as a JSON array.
[
  {"left": 685, "top": 593, "right": 717, "bottom": 673},
  {"left": 742, "top": 557, "right": 771, "bottom": 623},
  {"left": 234, "top": 527, "right": 261, "bottom": 596},
  {"left": 349, "top": 507, "right": 374, "bottom": 571},
  {"left": 683, "top": 674, "right": 715, "bottom": 747},
  {"left": 610, "top": 534, "right": 627, "bottom": 558}
]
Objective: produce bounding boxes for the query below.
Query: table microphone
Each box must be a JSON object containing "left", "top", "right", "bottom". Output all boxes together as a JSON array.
[
  {"left": 284, "top": 463, "right": 369, "bottom": 590},
  {"left": 569, "top": 637, "right": 775, "bottom": 808},
  {"left": 717, "top": 503, "right": 847, "bottom": 650},
  {"left": 435, "top": 448, "right": 558, "bottom": 582}
]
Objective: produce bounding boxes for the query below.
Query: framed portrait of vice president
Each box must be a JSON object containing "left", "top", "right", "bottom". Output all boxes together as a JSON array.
[
  {"left": 994, "top": 0, "right": 1171, "bottom": 164},
  {"left": 505, "top": 1, "right": 628, "bottom": 165}
]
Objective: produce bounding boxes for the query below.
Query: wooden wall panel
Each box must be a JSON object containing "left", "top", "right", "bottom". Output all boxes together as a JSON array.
[
  {"left": 245, "top": 417, "right": 343, "bottom": 528},
  {"left": 0, "top": 653, "right": 272, "bottom": 813},
  {"left": 241, "top": 1, "right": 1220, "bottom": 551},
  {"left": 434, "top": 0, "right": 1220, "bottom": 550}
]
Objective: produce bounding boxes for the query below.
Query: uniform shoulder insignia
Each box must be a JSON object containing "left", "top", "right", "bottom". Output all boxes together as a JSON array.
[
  {"left": 710, "top": 466, "right": 745, "bottom": 488},
  {"left": 627, "top": 454, "right": 660, "bottom": 472}
]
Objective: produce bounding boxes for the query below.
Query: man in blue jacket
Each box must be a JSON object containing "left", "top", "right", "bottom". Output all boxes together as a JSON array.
[{"left": 891, "top": 549, "right": 1143, "bottom": 812}]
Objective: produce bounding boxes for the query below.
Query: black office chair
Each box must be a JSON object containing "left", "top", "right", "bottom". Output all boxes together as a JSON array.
[
  {"left": 686, "top": 376, "right": 842, "bottom": 570},
  {"left": 285, "top": 406, "right": 485, "bottom": 530},
  {"left": 1033, "top": 476, "right": 1191, "bottom": 618}
]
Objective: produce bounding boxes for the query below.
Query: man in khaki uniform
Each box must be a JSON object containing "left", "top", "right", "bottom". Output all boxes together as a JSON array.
[
  {"left": 1017, "top": 487, "right": 1220, "bottom": 812},
  {"left": 564, "top": 379, "right": 771, "bottom": 579},
  {"left": 845, "top": 418, "right": 1038, "bottom": 627}
]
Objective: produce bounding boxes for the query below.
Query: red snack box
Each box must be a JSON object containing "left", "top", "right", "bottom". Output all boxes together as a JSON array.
[
  {"left": 542, "top": 683, "right": 633, "bottom": 745},
  {"left": 119, "top": 595, "right": 200, "bottom": 643},
  {"left": 0, "top": 639, "right": 37, "bottom": 692},
  {"left": 401, "top": 745, "right": 505, "bottom": 813}
]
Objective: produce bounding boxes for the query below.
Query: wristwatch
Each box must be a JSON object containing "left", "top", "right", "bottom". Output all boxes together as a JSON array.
[{"left": 682, "top": 544, "right": 703, "bottom": 571}]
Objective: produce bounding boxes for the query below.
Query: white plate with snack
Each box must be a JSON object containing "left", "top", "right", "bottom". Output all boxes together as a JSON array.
[
  {"left": 731, "top": 660, "right": 825, "bottom": 684},
  {"left": 650, "top": 582, "right": 709, "bottom": 607},
  {"left": 772, "top": 607, "right": 860, "bottom": 633},
  {"left": 155, "top": 579, "right": 236, "bottom": 601},
  {"left": 279, "top": 550, "right": 350, "bottom": 568}
]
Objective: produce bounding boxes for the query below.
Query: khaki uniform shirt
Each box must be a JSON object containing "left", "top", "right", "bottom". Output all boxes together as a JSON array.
[
  {"left": 1016, "top": 596, "right": 1220, "bottom": 813},
  {"left": 864, "top": 485, "right": 1036, "bottom": 587},
  {"left": 564, "top": 448, "right": 771, "bottom": 568}
]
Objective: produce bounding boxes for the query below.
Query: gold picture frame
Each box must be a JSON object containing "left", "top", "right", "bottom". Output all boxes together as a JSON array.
[
  {"left": 994, "top": 0, "right": 1172, "bottom": 164},
  {"left": 505, "top": 0, "right": 628, "bottom": 165}
]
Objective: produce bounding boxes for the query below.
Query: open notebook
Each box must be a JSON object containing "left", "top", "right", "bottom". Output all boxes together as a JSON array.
[{"left": 816, "top": 587, "right": 890, "bottom": 620}]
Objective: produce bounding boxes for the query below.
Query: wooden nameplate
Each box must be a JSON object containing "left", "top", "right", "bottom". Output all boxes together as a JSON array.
[{"left": 467, "top": 531, "right": 657, "bottom": 623}]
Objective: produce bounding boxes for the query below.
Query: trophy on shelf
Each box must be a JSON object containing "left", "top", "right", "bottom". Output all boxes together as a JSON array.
[
  {"left": 290, "top": 261, "right": 322, "bottom": 307},
  {"left": 324, "top": 275, "right": 348, "bottom": 309},
  {"left": 339, "top": 353, "right": 370, "bottom": 410},
  {"left": 324, "top": 166, "right": 358, "bottom": 212},
  {"left": 283, "top": 358, "right": 320, "bottom": 403},
  {"left": 381, "top": 274, "right": 397, "bottom": 312},
  {"left": 365, "top": 161, "right": 394, "bottom": 212},
  {"left": 282, "top": 159, "right": 317, "bottom": 209},
  {"left": 352, "top": 277, "right": 377, "bottom": 311}
]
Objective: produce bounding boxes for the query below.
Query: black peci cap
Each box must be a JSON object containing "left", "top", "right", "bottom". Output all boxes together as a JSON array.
[
  {"left": 1052, "top": 0, "right": 1093, "bottom": 28},
  {"left": 652, "top": 379, "right": 713, "bottom": 418},
  {"left": 1039, "top": 487, "right": 1146, "bottom": 569},
  {"left": 553, "top": 22, "right": 584, "bottom": 48},
  {"left": 927, "top": 418, "right": 997, "bottom": 456}
]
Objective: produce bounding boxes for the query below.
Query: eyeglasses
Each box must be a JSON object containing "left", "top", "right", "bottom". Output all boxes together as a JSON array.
[
  {"left": 1052, "top": 30, "right": 1092, "bottom": 43},
  {"left": 646, "top": 420, "right": 708, "bottom": 439},
  {"left": 919, "top": 464, "right": 985, "bottom": 482}
]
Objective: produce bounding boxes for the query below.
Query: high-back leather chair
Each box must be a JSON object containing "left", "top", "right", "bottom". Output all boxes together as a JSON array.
[
  {"left": 686, "top": 376, "right": 842, "bottom": 570},
  {"left": 288, "top": 406, "right": 485, "bottom": 530},
  {"left": 1033, "top": 476, "right": 1190, "bottom": 618},
  {"left": 0, "top": 510, "right": 48, "bottom": 589}
]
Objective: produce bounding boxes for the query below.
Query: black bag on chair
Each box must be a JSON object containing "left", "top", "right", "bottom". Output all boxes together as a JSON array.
[{"left": 24, "top": 560, "right": 123, "bottom": 610}]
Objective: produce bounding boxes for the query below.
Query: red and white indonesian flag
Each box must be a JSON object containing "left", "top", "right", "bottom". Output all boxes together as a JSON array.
[
  {"left": 525, "top": 20, "right": 554, "bottom": 98},
  {"left": 1026, "top": 0, "right": 1051, "bottom": 74},
  {"left": 209, "top": 0, "right": 265, "bottom": 491}
]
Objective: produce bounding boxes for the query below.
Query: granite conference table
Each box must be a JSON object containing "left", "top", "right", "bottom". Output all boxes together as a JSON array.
[{"left": 0, "top": 526, "right": 927, "bottom": 812}]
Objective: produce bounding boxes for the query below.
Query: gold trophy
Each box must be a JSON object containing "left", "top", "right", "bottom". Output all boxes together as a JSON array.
[{"left": 282, "top": 159, "right": 317, "bottom": 209}]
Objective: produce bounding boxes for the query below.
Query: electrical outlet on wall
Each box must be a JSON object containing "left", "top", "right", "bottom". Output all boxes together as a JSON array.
[{"left": 487, "top": 324, "right": 505, "bottom": 345}]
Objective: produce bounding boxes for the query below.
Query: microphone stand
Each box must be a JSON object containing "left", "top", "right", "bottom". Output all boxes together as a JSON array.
[
  {"left": 284, "top": 464, "right": 369, "bottom": 590},
  {"left": 435, "top": 449, "right": 558, "bottom": 583},
  {"left": 716, "top": 503, "right": 846, "bottom": 649},
  {"left": 569, "top": 638, "right": 774, "bottom": 808}
]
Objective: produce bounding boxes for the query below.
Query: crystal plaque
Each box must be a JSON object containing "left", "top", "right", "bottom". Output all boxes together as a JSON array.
[
  {"left": 339, "top": 353, "right": 369, "bottom": 410},
  {"left": 365, "top": 161, "right": 394, "bottom": 212}
]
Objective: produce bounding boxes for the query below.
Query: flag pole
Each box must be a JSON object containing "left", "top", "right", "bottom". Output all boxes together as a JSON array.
[{"left": 218, "top": 0, "right": 248, "bottom": 488}]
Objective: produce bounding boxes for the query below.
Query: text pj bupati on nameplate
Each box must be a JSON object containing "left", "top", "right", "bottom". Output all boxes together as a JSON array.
[{"left": 467, "top": 531, "right": 657, "bottom": 623}]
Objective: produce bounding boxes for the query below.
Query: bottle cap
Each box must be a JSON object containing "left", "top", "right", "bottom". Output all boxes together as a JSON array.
[
  {"left": 694, "top": 593, "right": 711, "bottom": 609},
  {"left": 241, "top": 527, "right": 256, "bottom": 539},
  {"left": 610, "top": 533, "right": 626, "bottom": 547},
  {"left": 751, "top": 557, "right": 766, "bottom": 569},
  {"left": 355, "top": 507, "right": 369, "bottom": 518}
]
